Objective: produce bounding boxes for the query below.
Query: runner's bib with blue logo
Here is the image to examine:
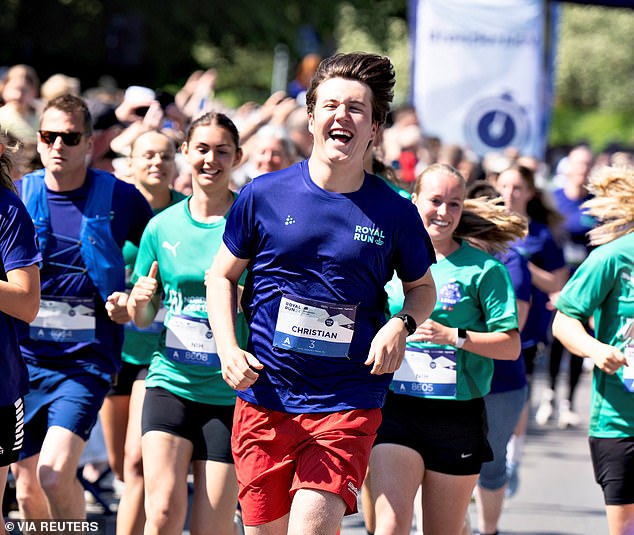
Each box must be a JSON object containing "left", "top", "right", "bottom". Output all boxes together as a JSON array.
[
  {"left": 30, "top": 296, "right": 96, "bottom": 343},
  {"left": 393, "top": 346, "right": 457, "bottom": 398},
  {"left": 165, "top": 314, "right": 220, "bottom": 367},
  {"left": 273, "top": 295, "right": 356, "bottom": 358}
]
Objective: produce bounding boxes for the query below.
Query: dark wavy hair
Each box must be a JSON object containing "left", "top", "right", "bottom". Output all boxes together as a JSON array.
[
  {"left": 186, "top": 112, "right": 240, "bottom": 150},
  {"left": 501, "top": 163, "right": 563, "bottom": 234},
  {"left": 305, "top": 52, "right": 395, "bottom": 126}
]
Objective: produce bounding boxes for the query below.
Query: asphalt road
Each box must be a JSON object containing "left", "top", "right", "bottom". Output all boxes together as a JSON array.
[
  {"left": 342, "top": 359, "right": 607, "bottom": 535},
  {"left": 7, "top": 356, "right": 604, "bottom": 535}
]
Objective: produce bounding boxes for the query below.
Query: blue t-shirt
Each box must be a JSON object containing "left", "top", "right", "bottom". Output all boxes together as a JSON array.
[
  {"left": 489, "top": 247, "right": 531, "bottom": 394},
  {"left": 511, "top": 220, "right": 565, "bottom": 348},
  {"left": 16, "top": 171, "right": 152, "bottom": 377},
  {"left": 552, "top": 188, "right": 594, "bottom": 247},
  {"left": 0, "top": 187, "right": 41, "bottom": 405},
  {"left": 552, "top": 188, "right": 595, "bottom": 269},
  {"left": 223, "top": 160, "right": 435, "bottom": 413}
]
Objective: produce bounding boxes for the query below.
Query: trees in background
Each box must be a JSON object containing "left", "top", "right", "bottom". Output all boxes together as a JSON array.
[
  {"left": 551, "top": 4, "right": 634, "bottom": 149},
  {"left": 0, "top": 0, "right": 405, "bottom": 99},
  {"left": 1, "top": 1, "right": 632, "bottom": 149}
]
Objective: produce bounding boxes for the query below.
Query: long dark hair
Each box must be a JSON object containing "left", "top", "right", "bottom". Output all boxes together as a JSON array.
[
  {"left": 503, "top": 164, "right": 563, "bottom": 233},
  {"left": 186, "top": 112, "right": 240, "bottom": 150}
]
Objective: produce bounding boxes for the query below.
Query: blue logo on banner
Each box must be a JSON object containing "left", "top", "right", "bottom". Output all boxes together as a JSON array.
[{"left": 464, "top": 94, "right": 530, "bottom": 155}]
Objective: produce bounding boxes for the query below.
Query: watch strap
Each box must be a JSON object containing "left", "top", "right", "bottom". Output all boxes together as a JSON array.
[
  {"left": 394, "top": 313, "right": 417, "bottom": 336},
  {"left": 455, "top": 327, "right": 467, "bottom": 348}
]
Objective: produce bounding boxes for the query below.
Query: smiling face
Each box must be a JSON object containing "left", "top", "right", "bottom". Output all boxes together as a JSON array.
[
  {"left": 130, "top": 131, "right": 177, "bottom": 190},
  {"left": 412, "top": 169, "right": 465, "bottom": 248},
  {"left": 253, "top": 136, "right": 292, "bottom": 175},
  {"left": 308, "top": 77, "right": 377, "bottom": 168},
  {"left": 181, "top": 123, "right": 241, "bottom": 191}
]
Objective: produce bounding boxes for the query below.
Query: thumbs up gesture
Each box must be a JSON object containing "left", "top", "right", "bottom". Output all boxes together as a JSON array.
[
  {"left": 130, "top": 261, "right": 159, "bottom": 306},
  {"left": 128, "top": 261, "right": 160, "bottom": 328}
]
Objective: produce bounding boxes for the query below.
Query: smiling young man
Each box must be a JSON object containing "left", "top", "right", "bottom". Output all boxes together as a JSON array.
[
  {"left": 12, "top": 94, "right": 152, "bottom": 523},
  {"left": 207, "top": 53, "right": 436, "bottom": 535}
]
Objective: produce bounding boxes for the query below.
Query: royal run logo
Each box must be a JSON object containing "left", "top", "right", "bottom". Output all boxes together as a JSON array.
[{"left": 353, "top": 225, "right": 385, "bottom": 246}]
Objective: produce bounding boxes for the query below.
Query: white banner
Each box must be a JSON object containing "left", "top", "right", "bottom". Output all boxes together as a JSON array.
[{"left": 411, "top": 0, "right": 548, "bottom": 158}]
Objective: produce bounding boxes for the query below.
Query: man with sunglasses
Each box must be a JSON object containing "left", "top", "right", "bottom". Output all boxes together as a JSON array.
[{"left": 12, "top": 94, "right": 153, "bottom": 523}]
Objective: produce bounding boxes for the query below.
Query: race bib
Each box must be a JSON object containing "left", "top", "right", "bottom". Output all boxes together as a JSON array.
[
  {"left": 272, "top": 295, "right": 356, "bottom": 358},
  {"left": 165, "top": 314, "right": 220, "bottom": 367},
  {"left": 30, "top": 296, "right": 96, "bottom": 343},
  {"left": 624, "top": 345, "right": 634, "bottom": 393},
  {"left": 393, "top": 346, "right": 457, "bottom": 398}
]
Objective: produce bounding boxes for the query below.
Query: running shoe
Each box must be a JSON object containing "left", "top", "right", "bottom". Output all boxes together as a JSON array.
[
  {"left": 535, "top": 388, "right": 554, "bottom": 426},
  {"left": 506, "top": 462, "right": 520, "bottom": 498},
  {"left": 558, "top": 399, "right": 581, "bottom": 428}
]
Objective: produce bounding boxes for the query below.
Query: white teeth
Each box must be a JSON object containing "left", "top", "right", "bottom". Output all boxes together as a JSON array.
[
  {"left": 432, "top": 219, "right": 449, "bottom": 227},
  {"left": 330, "top": 129, "right": 352, "bottom": 139}
]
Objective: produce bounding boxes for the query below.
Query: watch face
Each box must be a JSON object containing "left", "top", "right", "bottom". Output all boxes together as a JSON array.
[{"left": 401, "top": 314, "right": 416, "bottom": 335}]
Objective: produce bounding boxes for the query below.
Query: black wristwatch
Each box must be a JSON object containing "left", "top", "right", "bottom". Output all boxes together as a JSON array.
[{"left": 394, "top": 313, "right": 417, "bottom": 336}]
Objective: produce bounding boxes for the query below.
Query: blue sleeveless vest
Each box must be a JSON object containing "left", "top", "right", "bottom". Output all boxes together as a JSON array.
[{"left": 21, "top": 168, "right": 126, "bottom": 301}]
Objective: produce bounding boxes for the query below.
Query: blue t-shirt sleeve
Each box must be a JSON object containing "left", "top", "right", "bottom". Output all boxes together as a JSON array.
[
  {"left": 538, "top": 227, "right": 566, "bottom": 271},
  {"left": 0, "top": 190, "right": 41, "bottom": 273},
  {"left": 112, "top": 180, "right": 153, "bottom": 247},
  {"left": 223, "top": 183, "right": 255, "bottom": 260}
]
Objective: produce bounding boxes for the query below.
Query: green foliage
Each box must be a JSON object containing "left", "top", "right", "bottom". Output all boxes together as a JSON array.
[
  {"left": 549, "top": 105, "right": 634, "bottom": 151},
  {"left": 193, "top": 45, "right": 276, "bottom": 107},
  {"left": 2, "top": 0, "right": 632, "bottom": 152},
  {"left": 334, "top": 2, "right": 411, "bottom": 105},
  {"left": 556, "top": 4, "right": 634, "bottom": 111},
  {"left": 0, "top": 0, "right": 350, "bottom": 92},
  {"left": 339, "top": 0, "right": 408, "bottom": 50}
]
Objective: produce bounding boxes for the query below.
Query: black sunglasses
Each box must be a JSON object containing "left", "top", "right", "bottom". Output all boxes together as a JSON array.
[{"left": 38, "top": 130, "right": 84, "bottom": 146}]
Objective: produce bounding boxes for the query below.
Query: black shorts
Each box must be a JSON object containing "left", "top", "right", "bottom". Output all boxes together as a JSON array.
[
  {"left": 589, "top": 436, "right": 634, "bottom": 505},
  {"left": 142, "top": 386, "right": 234, "bottom": 463},
  {"left": 108, "top": 361, "right": 149, "bottom": 396},
  {"left": 0, "top": 398, "right": 24, "bottom": 466},
  {"left": 374, "top": 390, "right": 493, "bottom": 475}
]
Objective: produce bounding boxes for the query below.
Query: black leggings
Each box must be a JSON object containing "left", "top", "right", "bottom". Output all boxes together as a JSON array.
[
  {"left": 548, "top": 337, "right": 584, "bottom": 404},
  {"left": 523, "top": 345, "right": 538, "bottom": 383}
]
